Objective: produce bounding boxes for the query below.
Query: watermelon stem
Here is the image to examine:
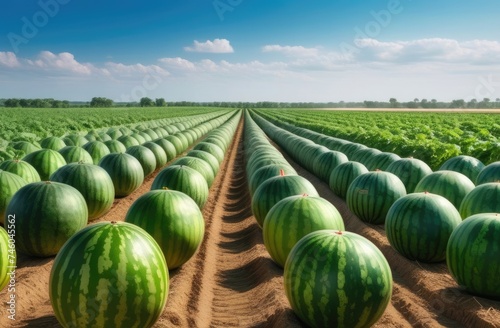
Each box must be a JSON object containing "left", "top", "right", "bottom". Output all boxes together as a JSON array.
[{"left": 280, "top": 169, "right": 285, "bottom": 176}]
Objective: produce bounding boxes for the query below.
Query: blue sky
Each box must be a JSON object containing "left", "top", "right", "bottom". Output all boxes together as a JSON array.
[{"left": 1, "top": 0, "right": 499, "bottom": 102}]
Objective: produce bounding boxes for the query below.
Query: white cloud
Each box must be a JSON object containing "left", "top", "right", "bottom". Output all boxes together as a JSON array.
[
  {"left": 104, "top": 62, "right": 169, "bottom": 77},
  {"left": 158, "top": 57, "right": 196, "bottom": 71},
  {"left": 26, "top": 51, "right": 94, "bottom": 75},
  {"left": 0, "top": 52, "right": 20, "bottom": 68},
  {"left": 262, "top": 45, "right": 319, "bottom": 57},
  {"left": 184, "top": 39, "right": 234, "bottom": 53}
]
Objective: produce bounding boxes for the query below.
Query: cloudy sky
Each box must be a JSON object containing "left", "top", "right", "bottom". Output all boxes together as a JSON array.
[{"left": 1, "top": 0, "right": 499, "bottom": 102}]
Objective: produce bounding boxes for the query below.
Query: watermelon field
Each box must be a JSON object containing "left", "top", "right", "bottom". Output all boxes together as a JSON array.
[{"left": 0, "top": 107, "right": 500, "bottom": 327}]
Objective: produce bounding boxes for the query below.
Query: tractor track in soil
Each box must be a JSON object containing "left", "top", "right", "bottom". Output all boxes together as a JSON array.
[{"left": 1, "top": 116, "right": 500, "bottom": 327}]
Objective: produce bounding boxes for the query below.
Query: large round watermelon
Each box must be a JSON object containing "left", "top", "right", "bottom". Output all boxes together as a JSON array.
[
  {"left": 347, "top": 171, "right": 406, "bottom": 225},
  {"left": 82, "top": 141, "right": 111, "bottom": 165},
  {"left": 476, "top": 162, "right": 500, "bottom": 185},
  {"left": 142, "top": 142, "right": 168, "bottom": 169},
  {"left": 151, "top": 165, "right": 209, "bottom": 208},
  {"left": 50, "top": 221, "right": 169, "bottom": 328},
  {"left": 98, "top": 153, "right": 144, "bottom": 197},
  {"left": 58, "top": 146, "right": 93, "bottom": 164},
  {"left": 193, "top": 142, "right": 225, "bottom": 163},
  {"left": 50, "top": 163, "right": 115, "bottom": 221},
  {"left": 311, "top": 150, "right": 348, "bottom": 182},
  {"left": 40, "top": 136, "right": 66, "bottom": 151},
  {"left": 6, "top": 181, "right": 87, "bottom": 257},
  {"left": 459, "top": 182, "right": 500, "bottom": 219},
  {"left": 284, "top": 230, "right": 393, "bottom": 327},
  {"left": 385, "top": 192, "right": 462, "bottom": 262},
  {"left": 252, "top": 172, "right": 319, "bottom": 227},
  {"left": 172, "top": 156, "right": 215, "bottom": 186},
  {"left": 263, "top": 195, "right": 344, "bottom": 267},
  {"left": 0, "top": 170, "right": 28, "bottom": 225},
  {"left": 23, "top": 149, "right": 67, "bottom": 181},
  {"left": 186, "top": 150, "right": 220, "bottom": 176},
  {"left": 0, "top": 159, "right": 41, "bottom": 183},
  {"left": 439, "top": 155, "right": 485, "bottom": 183},
  {"left": 329, "top": 161, "right": 368, "bottom": 199},
  {"left": 386, "top": 158, "right": 432, "bottom": 193},
  {"left": 125, "top": 190, "right": 204, "bottom": 269},
  {"left": 104, "top": 140, "right": 127, "bottom": 154},
  {"left": 125, "top": 145, "right": 157, "bottom": 177},
  {"left": 447, "top": 213, "right": 500, "bottom": 300},
  {"left": 248, "top": 164, "right": 297, "bottom": 196},
  {"left": 414, "top": 170, "right": 475, "bottom": 210},
  {"left": 153, "top": 138, "right": 177, "bottom": 160},
  {"left": 0, "top": 226, "right": 15, "bottom": 291}
]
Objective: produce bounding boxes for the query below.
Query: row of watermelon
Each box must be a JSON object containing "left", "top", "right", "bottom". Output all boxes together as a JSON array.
[
  {"left": 243, "top": 110, "right": 393, "bottom": 327},
  {"left": 251, "top": 110, "right": 500, "bottom": 301}
]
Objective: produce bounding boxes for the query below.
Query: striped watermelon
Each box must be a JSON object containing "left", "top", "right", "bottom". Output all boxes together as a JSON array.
[
  {"left": 414, "top": 170, "right": 475, "bottom": 210},
  {"left": 6, "top": 181, "right": 87, "bottom": 257},
  {"left": 311, "top": 150, "right": 348, "bottom": 182},
  {"left": 164, "top": 135, "right": 184, "bottom": 154},
  {"left": 50, "top": 221, "right": 169, "bottom": 328},
  {"left": 263, "top": 195, "right": 344, "bottom": 267},
  {"left": 347, "top": 171, "right": 406, "bottom": 224},
  {"left": 0, "top": 159, "right": 40, "bottom": 183},
  {"left": 125, "top": 190, "right": 204, "bottom": 269},
  {"left": 385, "top": 192, "right": 462, "bottom": 262},
  {"left": 126, "top": 145, "right": 157, "bottom": 177},
  {"left": 50, "top": 163, "right": 115, "bottom": 221},
  {"left": 284, "top": 230, "right": 392, "bottom": 327},
  {"left": 172, "top": 156, "right": 215, "bottom": 186},
  {"left": 153, "top": 138, "right": 177, "bottom": 160},
  {"left": 117, "top": 135, "right": 140, "bottom": 149},
  {"left": 0, "top": 170, "right": 28, "bottom": 225},
  {"left": 193, "top": 142, "right": 225, "bottom": 163},
  {"left": 40, "top": 136, "right": 66, "bottom": 151},
  {"left": 329, "top": 161, "right": 368, "bottom": 199},
  {"left": 83, "top": 141, "right": 111, "bottom": 165},
  {"left": 186, "top": 150, "right": 220, "bottom": 175},
  {"left": 98, "top": 153, "right": 144, "bottom": 197},
  {"left": 62, "top": 134, "right": 88, "bottom": 147},
  {"left": 143, "top": 142, "right": 168, "bottom": 169},
  {"left": 23, "top": 149, "right": 67, "bottom": 181},
  {"left": 104, "top": 140, "right": 127, "bottom": 154},
  {"left": 459, "top": 182, "right": 500, "bottom": 219},
  {"left": 252, "top": 172, "right": 319, "bottom": 227},
  {"left": 248, "top": 164, "right": 297, "bottom": 196},
  {"left": 386, "top": 158, "right": 432, "bottom": 193},
  {"left": 447, "top": 213, "right": 500, "bottom": 300},
  {"left": 151, "top": 165, "right": 209, "bottom": 209},
  {"left": 439, "top": 155, "right": 485, "bottom": 183},
  {"left": 366, "top": 152, "right": 401, "bottom": 171},
  {"left": 0, "top": 226, "right": 15, "bottom": 291},
  {"left": 58, "top": 146, "right": 93, "bottom": 164},
  {"left": 10, "top": 141, "right": 41, "bottom": 155},
  {"left": 476, "top": 162, "right": 500, "bottom": 185}
]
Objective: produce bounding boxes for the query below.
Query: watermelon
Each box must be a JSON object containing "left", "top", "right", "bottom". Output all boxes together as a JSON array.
[
  {"left": 6, "top": 181, "right": 87, "bottom": 257},
  {"left": 50, "top": 163, "right": 115, "bottom": 221},
  {"left": 0, "top": 170, "right": 28, "bottom": 225},
  {"left": 23, "top": 149, "right": 67, "bottom": 181},
  {"left": 130, "top": 133, "right": 147, "bottom": 144},
  {"left": 329, "top": 161, "right": 368, "bottom": 199},
  {"left": 252, "top": 172, "right": 319, "bottom": 227},
  {"left": 40, "top": 136, "right": 66, "bottom": 151},
  {"left": 350, "top": 147, "right": 382, "bottom": 167},
  {"left": 0, "top": 226, "right": 15, "bottom": 291},
  {"left": 311, "top": 150, "right": 348, "bottom": 182},
  {"left": 164, "top": 135, "right": 184, "bottom": 154},
  {"left": 0, "top": 159, "right": 40, "bottom": 183},
  {"left": 104, "top": 140, "right": 127, "bottom": 154},
  {"left": 153, "top": 138, "right": 177, "bottom": 160},
  {"left": 117, "top": 135, "right": 140, "bottom": 149},
  {"left": 143, "top": 142, "right": 168, "bottom": 169},
  {"left": 151, "top": 165, "right": 209, "bottom": 209},
  {"left": 263, "top": 195, "right": 344, "bottom": 267},
  {"left": 284, "top": 230, "right": 392, "bottom": 328},
  {"left": 347, "top": 171, "right": 406, "bottom": 225},
  {"left": 459, "top": 182, "right": 500, "bottom": 219},
  {"left": 366, "top": 152, "right": 401, "bottom": 171},
  {"left": 82, "top": 141, "right": 111, "bottom": 165},
  {"left": 476, "top": 162, "right": 500, "bottom": 185},
  {"left": 186, "top": 150, "right": 220, "bottom": 176},
  {"left": 126, "top": 145, "right": 157, "bottom": 177},
  {"left": 248, "top": 164, "right": 297, "bottom": 196},
  {"left": 58, "top": 146, "right": 94, "bottom": 164},
  {"left": 414, "top": 170, "right": 475, "bottom": 210},
  {"left": 62, "top": 134, "right": 88, "bottom": 147},
  {"left": 50, "top": 221, "right": 169, "bottom": 328},
  {"left": 385, "top": 192, "right": 462, "bottom": 262},
  {"left": 447, "top": 213, "right": 500, "bottom": 300},
  {"left": 193, "top": 142, "right": 225, "bottom": 163},
  {"left": 98, "top": 153, "right": 144, "bottom": 197},
  {"left": 172, "top": 156, "right": 215, "bottom": 186},
  {"left": 386, "top": 158, "right": 432, "bottom": 193},
  {"left": 439, "top": 155, "right": 485, "bottom": 183},
  {"left": 125, "top": 190, "right": 204, "bottom": 269},
  {"left": 10, "top": 141, "right": 41, "bottom": 155}
]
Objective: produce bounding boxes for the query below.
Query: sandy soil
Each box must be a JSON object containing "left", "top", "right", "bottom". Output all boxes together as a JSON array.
[{"left": 1, "top": 116, "right": 500, "bottom": 327}]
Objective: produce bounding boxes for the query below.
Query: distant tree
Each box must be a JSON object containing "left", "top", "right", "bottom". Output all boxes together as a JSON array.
[
  {"left": 4, "top": 99, "right": 20, "bottom": 107},
  {"left": 478, "top": 98, "right": 491, "bottom": 109},
  {"left": 90, "top": 97, "right": 114, "bottom": 107},
  {"left": 449, "top": 99, "right": 465, "bottom": 109},
  {"left": 389, "top": 98, "right": 399, "bottom": 108},
  {"left": 140, "top": 97, "right": 155, "bottom": 107},
  {"left": 467, "top": 98, "right": 477, "bottom": 109},
  {"left": 155, "top": 98, "right": 167, "bottom": 107}
]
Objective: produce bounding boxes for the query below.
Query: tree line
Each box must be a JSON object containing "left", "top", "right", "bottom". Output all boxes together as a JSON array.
[{"left": 1, "top": 97, "right": 499, "bottom": 109}]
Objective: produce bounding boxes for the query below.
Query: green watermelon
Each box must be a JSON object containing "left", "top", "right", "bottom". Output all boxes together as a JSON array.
[
  {"left": 263, "top": 195, "right": 344, "bottom": 267},
  {"left": 10, "top": 141, "right": 41, "bottom": 155},
  {"left": 347, "top": 171, "right": 406, "bottom": 225},
  {"left": 143, "top": 142, "right": 168, "bottom": 169},
  {"left": 125, "top": 190, "right": 204, "bottom": 269},
  {"left": 40, "top": 136, "right": 66, "bottom": 151},
  {"left": 58, "top": 146, "right": 94, "bottom": 164},
  {"left": 62, "top": 134, "right": 88, "bottom": 147},
  {"left": 151, "top": 165, "right": 209, "bottom": 209},
  {"left": 98, "top": 153, "right": 144, "bottom": 197},
  {"left": 164, "top": 135, "right": 184, "bottom": 154},
  {"left": 366, "top": 152, "right": 401, "bottom": 171},
  {"left": 386, "top": 158, "right": 432, "bottom": 193},
  {"left": 476, "top": 162, "right": 500, "bottom": 185},
  {"left": 0, "top": 159, "right": 40, "bottom": 183},
  {"left": 329, "top": 161, "right": 368, "bottom": 199},
  {"left": 439, "top": 155, "right": 485, "bottom": 183},
  {"left": 284, "top": 230, "right": 393, "bottom": 328},
  {"left": 23, "top": 149, "right": 67, "bottom": 181},
  {"left": 414, "top": 170, "right": 475, "bottom": 210},
  {"left": 83, "top": 141, "right": 111, "bottom": 165},
  {"left": 311, "top": 150, "right": 348, "bottom": 182},
  {"left": 104, "top": 140, "right": 127, "bottom": 154},
  {"left": 186, "top": 150, "right": 220, "bottom": 176},
  {"left": 117, "top": 135, "right": 140, "bottom": 149},
  {"left": 6, "top": 181, "right": 87, "bottom": 257},
  {"left": 153, "top": 138, "right": 177, "bottom": 160},
  {"left": 172, "top": 156, "right": 215, "bottom": 187},
  {"left": 193, "top": 142, "right": 225, "bottom": 163},
  {"left": 248, "top": 164, "right": 297, "bottom": 196},
  {"left": 252, "top": 172, "right": 319, "bottom": 227},
  {"left": 385, "top": 192, "right": 462, "bottom": 262},
  {"left": 50, "top": 163, "right": 115, "bottom": 221},
  {"left": 447, "top": 213, "right": 500, "bottom": 300},
  {"left": 459, "top": 182, "right": 500, "bottom": 219},
  {"left": 0, "top": 170, "right": 28, "bottom": 225},
  {"left": 0, "top": 226, "right": 15, "bottom": 291},
  {"left": 126, "top": 145, "right": 157, "bottom": 177},
  {"left": 50, "top": 221, "right": 169, "bottom": 328}
]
